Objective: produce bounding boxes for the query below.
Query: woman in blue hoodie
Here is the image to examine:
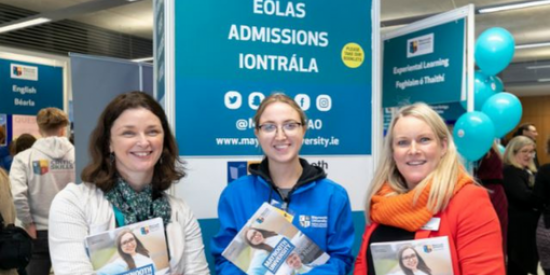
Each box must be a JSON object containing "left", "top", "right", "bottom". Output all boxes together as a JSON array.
[{"left": 211, "top": 93, "right": 354, "bottom": 274}]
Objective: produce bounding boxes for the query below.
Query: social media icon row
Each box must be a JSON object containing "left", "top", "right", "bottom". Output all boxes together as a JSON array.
[{"left": 224, "top": 91, "right": 332, "bottom": 112}]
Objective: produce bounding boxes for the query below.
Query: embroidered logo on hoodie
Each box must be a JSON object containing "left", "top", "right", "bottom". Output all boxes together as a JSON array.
[{"left": 32, "top": 160, "right": 49, "bottom": 175}]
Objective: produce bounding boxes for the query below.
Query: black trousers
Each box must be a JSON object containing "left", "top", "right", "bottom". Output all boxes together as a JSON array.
[{"left": 26, "top": 230, "right": 51, "bottom": 275}]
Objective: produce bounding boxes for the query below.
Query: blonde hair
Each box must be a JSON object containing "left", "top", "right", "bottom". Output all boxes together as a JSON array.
[
  {"left": 364, "top": 103, "right": 469, "bottom": 224},
  {"left": 37, "top": 107, "right": 69, "bottom": 135},
  {"left": 503, "top": 136, "right": 537, "bottom": 173}
]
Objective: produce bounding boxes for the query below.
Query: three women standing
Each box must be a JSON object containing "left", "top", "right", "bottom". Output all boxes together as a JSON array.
[{"left": 211, "top": 93, "right": 355, "bottom": 274}]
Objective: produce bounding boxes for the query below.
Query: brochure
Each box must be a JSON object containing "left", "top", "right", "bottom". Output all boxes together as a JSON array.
[
  {"left": 222, "top": 202, "right": 330, "bottom": 275},
  {"left": 370, "top": 236, "right": 454, "bottom": 275},
  {"left": 84, "top": 217, "right": 169, "bottom": 275}
]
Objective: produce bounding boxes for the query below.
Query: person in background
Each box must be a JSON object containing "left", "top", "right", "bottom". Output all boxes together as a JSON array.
[
  {"left": 0, "top": 168, "right": 17, "bottom": 275},
  {"left": 10, "top": 108, "right": 74, "bottom": 275},
  {"left": 10, "top": 134, "right": 37, "bottom": 156},
  {"left": 354, "top": 103, "right": 504, "bottom": 275},
  {"left": 534, "top": 137, "right": 550, "bottom": 275},
  {"left": 513, "top": 123, "right": 540, "bottom": 168},
  {"left": 212, "top": 93, "right": 354, "bottom": 275},
  {"left": 48, "top": 91, "right": 209, "bottom": 275},
  {"left": 474, "top": 142, "right": 508, "bottom": 253},
  {"left": 502, "top": 135, "right": 541, "bottom": 275}
]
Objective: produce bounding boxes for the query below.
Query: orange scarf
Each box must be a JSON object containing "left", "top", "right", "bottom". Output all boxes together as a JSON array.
[{"left": 370, "top": 171, "right": 473, "bottom": 232}]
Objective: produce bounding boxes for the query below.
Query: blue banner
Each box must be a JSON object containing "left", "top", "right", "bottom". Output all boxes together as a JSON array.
[
  {"left": 0, "top": 58, "right": 63, "bottom": 115},
  {"left": 382, "top": 19, "right": 465, "bottom": 107},
  {"left": 174, "top": 0, "right": 372, "bottom": 156}
]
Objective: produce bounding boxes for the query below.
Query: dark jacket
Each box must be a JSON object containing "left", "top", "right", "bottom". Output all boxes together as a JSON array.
[{"left": 502, "top": 165, "right": 541, "bottom": 274}]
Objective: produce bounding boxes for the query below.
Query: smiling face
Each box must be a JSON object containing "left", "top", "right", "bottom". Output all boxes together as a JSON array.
[
  {"left": 110, "top": 108, "right": 164, "bottom": 188},
  {"left": 401, "top": 248, "right": 419, "bottom": 270},
  {"left": 246, "top": 229, "right": 265, "bottom": 246},
  {"left": 392, "top": 116, "right": 447, "bottom": 189},
  {"left": 514, "top": 144, "right": 535, "bottom": 168},
  {"left": 119, "top": 232, "right": 137, "bottom": 255},
  {"left": 255, "top": 102, "right": 305, "bottom": 166}
]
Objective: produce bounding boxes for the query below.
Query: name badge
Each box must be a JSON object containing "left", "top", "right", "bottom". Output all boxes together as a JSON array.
[{"left": 420, "top": 217, "right": 441, "bottom": 231}]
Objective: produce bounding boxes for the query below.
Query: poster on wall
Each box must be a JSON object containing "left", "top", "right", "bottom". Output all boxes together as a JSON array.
[
  {"left": 382, "top": 19, "right": 466, "bottom": 108},
  {"left": 173, "top": 0, "right": 372, "bottom": 156},
  {"left": 12, "top": 115, "right": 40, "bottom": 139},
  {"left": 0, "top": 58, "right": 64, "bottom": 115}
]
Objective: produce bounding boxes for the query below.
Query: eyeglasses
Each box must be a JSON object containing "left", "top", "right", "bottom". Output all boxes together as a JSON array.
[
  {"left": 517, "top": 149, "right": 535, "bottom": 155},
  {"left": 257, "top": 122, "right": 302, "bottom": 134},
  {"left": 121, "top": 237, "right": 136, "bottom": 247},
  {"left": 402, "top": 253, "right": 417, "bottom": 261}
]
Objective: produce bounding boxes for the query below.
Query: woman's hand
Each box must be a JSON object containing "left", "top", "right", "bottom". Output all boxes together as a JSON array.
[{"left": 286, "top": 252, "right": 303, "bottom": 270}]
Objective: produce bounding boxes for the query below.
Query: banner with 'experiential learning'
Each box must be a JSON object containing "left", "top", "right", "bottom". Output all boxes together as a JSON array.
[
  {"left": 174, "top": 0, "right": 372, "bottom": 156},
  {"left": 382, "top": 19, "right": 466, "bottom": 109}
]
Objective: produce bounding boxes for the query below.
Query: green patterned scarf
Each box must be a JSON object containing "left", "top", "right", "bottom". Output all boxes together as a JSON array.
[{"left": 105, "top": 177, "right": 171, "bottom": 226}]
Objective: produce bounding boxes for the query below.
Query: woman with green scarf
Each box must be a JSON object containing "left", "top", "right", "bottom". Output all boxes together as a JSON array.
[{"left": 48, "top": 91, "right": 209, "bottom": 275}]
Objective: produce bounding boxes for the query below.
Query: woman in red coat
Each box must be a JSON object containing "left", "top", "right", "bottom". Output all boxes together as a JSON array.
[{"left": 354, "top": 103, "right": 504, "bottom": 275}]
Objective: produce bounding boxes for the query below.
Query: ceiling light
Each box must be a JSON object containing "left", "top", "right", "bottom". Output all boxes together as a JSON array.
[
  {"left": 527, "top": 64, "right": 550, "bottom": 69},
  {"left": 132, "top": 57, "right": 154, "bottom": 62},
  {"left": 516, "top": 41, "right": 550, "bottom": 49},
  {"left": 478, "top": 0, "right": 550, "bottom": 13},
  {"left": 0, "top": 17, "right": 51, "bottom": 34},
  {"left": 538, "top": 78, "right": 550, "bottom": 82}
]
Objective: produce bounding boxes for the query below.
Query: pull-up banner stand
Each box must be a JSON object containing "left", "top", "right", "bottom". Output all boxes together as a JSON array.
[
  {"left": 382, "top": 5, "right": 475, "bottom": 123},
  {"left": 156, "top": 0, "right": 379, "bottom": 272}
]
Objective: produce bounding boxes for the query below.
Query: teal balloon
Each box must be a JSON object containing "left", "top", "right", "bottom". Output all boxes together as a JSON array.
[
  {"left": 481, "top": 92, "right": 522, "bottom": 138},
  {"left": 488, "top": 75, "right": 504, "bottom": 93},
  {"left": 497, "top": 143, "right": 505, "bottom": 155},
  {"left": 454, "top": 111, "right": 495, "bottom": 161},
  {"left": 475, "top": 27, "right": 515, "bottom": 76},
  {"left": 460, "top": 71, "right": 497, "bottom": 111}
]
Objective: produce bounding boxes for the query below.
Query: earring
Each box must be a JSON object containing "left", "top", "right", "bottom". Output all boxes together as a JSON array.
[
  {"left": 110, "top": 152, "right": 115, "bottom": 165},
  {"left": 159, "top": 155, "right": 163, "bottom": 164}
]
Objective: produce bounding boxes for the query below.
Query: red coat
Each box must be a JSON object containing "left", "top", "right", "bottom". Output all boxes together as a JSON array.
[{"left": 354, "top": 185, "right": 505, "bottom": 275}]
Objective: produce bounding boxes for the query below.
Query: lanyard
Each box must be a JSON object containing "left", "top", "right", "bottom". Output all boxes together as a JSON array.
[{"left": 113, "top": 206, "right": 125, "bottom": 227}]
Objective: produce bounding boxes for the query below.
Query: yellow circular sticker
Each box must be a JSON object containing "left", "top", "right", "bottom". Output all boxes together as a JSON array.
[{"left": 341, "top": 43, "right": 364, "bottom": 68}]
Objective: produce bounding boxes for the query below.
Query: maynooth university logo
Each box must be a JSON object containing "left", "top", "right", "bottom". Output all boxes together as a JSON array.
[
  {"left": 299, "top": 215, "right": 311, "bottom": 228},
  {"left": 13, "top": 66, "right": 23, "bottom": 76}
]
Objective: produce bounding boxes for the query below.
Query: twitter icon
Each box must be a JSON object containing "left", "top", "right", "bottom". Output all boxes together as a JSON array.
[{"left": 225, "top": 91, "right": 242, "bottom": 109}]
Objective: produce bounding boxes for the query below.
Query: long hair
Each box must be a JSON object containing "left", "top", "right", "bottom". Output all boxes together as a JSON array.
[
  {"left": 81, "top": 91, "right": 184, "bottom": 195},
  {"left": 116, "top": 230, "right": 150, "bottom": 270},
  {"left": 364, "top": 103, "right": 470, "bottom": 223},
  {"left": 503, "top": 136, "right": 537, "bottom": 173},
  {"left": 398, "top": 246, "right": 432, "bottom": 275},
  {"left": 244, "top": 227, "right": 279, "bottom": 252}
]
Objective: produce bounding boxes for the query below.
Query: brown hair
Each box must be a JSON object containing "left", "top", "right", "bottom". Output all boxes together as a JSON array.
[
  {"left": 398, "top": 245, "right": 432, "bottom": 275},
  {"left": 11, "top": 134, "right": 37, "bottom": 155},
  {"left": 253, "top": 93, "right": 307, "bottom": 129},
  {"left": 0, "top": 125, "right": 5, "bottom": 145},
  {"left": 116, "top": 230, "right": 150, "bottom": 270},
  {"left": 244, "top": 227, "right": 279, "bottom": 252},
  {"left": 81, "top": 91, "right": 184, "bottom": 194},
  {"left": 36, "top": 107, "right": 69, "bottom": 134}
]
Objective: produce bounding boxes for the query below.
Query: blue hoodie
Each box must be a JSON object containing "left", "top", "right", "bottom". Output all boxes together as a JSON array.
[{"left": 211, "top": 158, "right": 354, "bottom": 274}]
